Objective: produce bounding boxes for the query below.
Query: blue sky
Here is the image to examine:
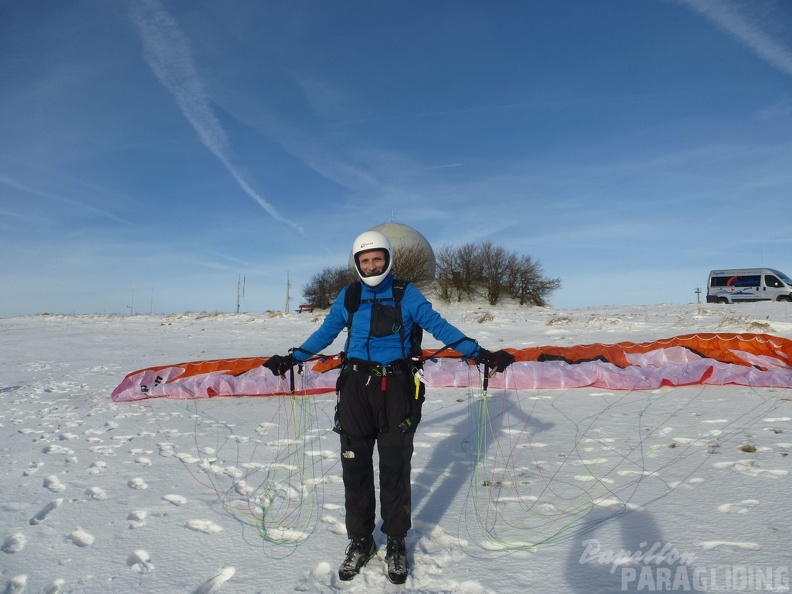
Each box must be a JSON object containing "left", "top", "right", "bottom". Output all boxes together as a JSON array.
[{"left": 2, "top": 0, "right": 791, "bottom": 316}]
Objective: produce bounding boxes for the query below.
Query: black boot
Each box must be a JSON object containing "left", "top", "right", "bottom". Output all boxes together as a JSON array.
[
  {"left": 338, "top": 535, "right": 377, "bottom": 581},
  {"left": 385, "top": 535, "right": 409, "bottom": 584}
]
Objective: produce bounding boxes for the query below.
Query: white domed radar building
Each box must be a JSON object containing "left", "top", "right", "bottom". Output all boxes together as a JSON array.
[{"left": 349, "top": 222, "right": 437, "bottom": 283}]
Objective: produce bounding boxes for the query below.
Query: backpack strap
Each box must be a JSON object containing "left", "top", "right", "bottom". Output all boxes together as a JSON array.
[
  {"left": 343, "top": 281, "right": 362, "bottom": 329},
  {"left": 391, "top": 279, "right": 425, "bottom": 363},
  {"left": 341, "top": 281, "right": 362, "bottom": 363},
  {"left": 342, "top": 279, "right": 420, "bottom": 364},
  {"left": 391, "top": 279, "right": 407, "bottom": 362}
]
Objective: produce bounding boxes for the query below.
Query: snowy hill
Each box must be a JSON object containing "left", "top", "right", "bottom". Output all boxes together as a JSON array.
[{"left": 1, "top": 302, "right": 790, "bottom": 593}]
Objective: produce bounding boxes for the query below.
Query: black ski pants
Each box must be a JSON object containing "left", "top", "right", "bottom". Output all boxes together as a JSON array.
[{"left": 336, "top": 361, "right": 424, "bottom": 539}]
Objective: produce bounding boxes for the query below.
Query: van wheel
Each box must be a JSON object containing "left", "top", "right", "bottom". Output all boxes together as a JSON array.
[
  {"left": 777, "top": 296, "right": 791, "bottom": 302},
  {"left": 717, "top": 298, "right": 729, "bottom": 304}
]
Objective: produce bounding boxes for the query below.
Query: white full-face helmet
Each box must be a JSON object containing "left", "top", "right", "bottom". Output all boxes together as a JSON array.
[{"left": 351, "top": 230, "right": 393, "bottom": 287}]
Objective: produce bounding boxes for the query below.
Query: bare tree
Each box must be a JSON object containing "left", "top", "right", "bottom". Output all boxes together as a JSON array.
[
  {"left": 434, "top": 245, "right": 456, "bottom": 303},
  {"left": 507, "top": 254, "right": 561, "bottom": 306},
  {"left": 434, "top": 241, "right": 560, "bottom": 306},
  {"left": 480, "top": 241, "right": 516, "bottom": 306},
  {"left": 305, "top": 240, "right": 560, "bottom": 309},
  {"left": 456, "top": 243, "right": 483, "bottom": 301},
  {"left": 435, "top": 243, "right": 482, "bottom": 303},
  {"left": 392, "top": 244, "right": 435, "bottom": 288},
  {"left": 302, "top": 266, "right": 357, "bottom": 309}
]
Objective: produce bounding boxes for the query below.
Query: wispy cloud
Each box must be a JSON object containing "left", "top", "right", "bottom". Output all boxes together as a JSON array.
[
  {"left": 676, "top": 0, "right": 792, "bottom": 76},
  {"left": 755, "top": 95, "right": 792, "bottom": 120},
  {"left": 128, "top": 0, "right": 304, "bottom": 234},
  {"left": 0, "top": 174, "right": 130, "bottom": 225}
]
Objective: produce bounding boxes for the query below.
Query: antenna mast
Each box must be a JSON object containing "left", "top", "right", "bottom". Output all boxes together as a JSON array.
[
  {"left": 236, "top": 274, "right": 246, "bottom": 313},
  {"left": 285, "top": 271, "right": 292, "bottom": 314}
]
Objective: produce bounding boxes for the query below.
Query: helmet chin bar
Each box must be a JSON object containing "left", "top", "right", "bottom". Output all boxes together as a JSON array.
[{"left": 358, "top": 265, "right": 384, "bottom": 278}]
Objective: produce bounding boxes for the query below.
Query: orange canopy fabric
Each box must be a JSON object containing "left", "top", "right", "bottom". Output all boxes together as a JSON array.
[
  {"left": 509, "top": 333, "right": 792, "bottom": 369},
  {"left": 111, "top": 333, "right": 792, "bottom": 402}
]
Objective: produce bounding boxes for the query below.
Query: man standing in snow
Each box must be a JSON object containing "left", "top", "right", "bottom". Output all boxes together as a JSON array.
[{"left": 264, "top": 230, "right": 514, "bottom": 585}]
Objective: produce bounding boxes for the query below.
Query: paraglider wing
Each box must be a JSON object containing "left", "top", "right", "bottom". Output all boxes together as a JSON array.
[{"left": 111, "top": 333, "right": 792, "bottom": 402}]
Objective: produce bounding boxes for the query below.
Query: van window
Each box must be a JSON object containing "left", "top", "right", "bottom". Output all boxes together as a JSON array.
[
  {"left": 765, "top": 275, "right": 784, "bottom": 288},
  {"left": 710, "top": 275, "right": 760, "bottom": 288}
]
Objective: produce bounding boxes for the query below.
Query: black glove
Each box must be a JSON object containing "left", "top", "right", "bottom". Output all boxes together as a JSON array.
[
  {"left": 476, "top": 348, "right": 515, "bottom": 373},
  {"left": 263, "top": 354, "right": 297, "bottom": 377}
]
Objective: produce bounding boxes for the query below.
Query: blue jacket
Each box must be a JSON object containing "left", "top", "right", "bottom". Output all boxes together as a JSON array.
[{"left": 292, "top": 274, "right": 479, "bottom": 365}]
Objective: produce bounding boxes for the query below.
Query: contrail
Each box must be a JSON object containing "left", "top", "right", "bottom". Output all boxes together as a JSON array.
[
  {"left": 129, "top": 0, "right": 304, "bottom": 233},
  {"left": 675, "top": 0, "right": 792, "bottom": 76}
]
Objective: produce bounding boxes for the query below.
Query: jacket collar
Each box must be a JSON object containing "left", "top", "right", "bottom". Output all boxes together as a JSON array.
[{"left": 361, "top": 273, "right": 394, "bottom": 297}]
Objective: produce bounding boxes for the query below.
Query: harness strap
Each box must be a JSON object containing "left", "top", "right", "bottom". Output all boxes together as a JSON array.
[{"left": 347, "top": 359, "right": 410, "bottom": 376}]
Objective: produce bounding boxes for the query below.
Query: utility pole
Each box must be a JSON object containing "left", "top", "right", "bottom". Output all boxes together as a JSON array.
[
  {"left": 285, "top": 271, "right": 292, "bottom": 314},
  {"left": 236, "top": 274, "right": 245, "bottom": 313}
]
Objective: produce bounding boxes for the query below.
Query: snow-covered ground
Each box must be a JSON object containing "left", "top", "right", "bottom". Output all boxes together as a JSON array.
[{"left": 1, "top": 302, "right": 790, "bottom": 593}]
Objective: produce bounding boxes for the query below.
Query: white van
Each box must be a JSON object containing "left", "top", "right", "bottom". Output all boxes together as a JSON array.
[{"left": 707, "top": 268, "right": 792, "bottom": 303}]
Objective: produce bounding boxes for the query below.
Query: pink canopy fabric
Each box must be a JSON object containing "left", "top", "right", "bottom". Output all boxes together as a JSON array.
[{"left": 111, "top": 333, "right": 792, "bottom": 402}]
